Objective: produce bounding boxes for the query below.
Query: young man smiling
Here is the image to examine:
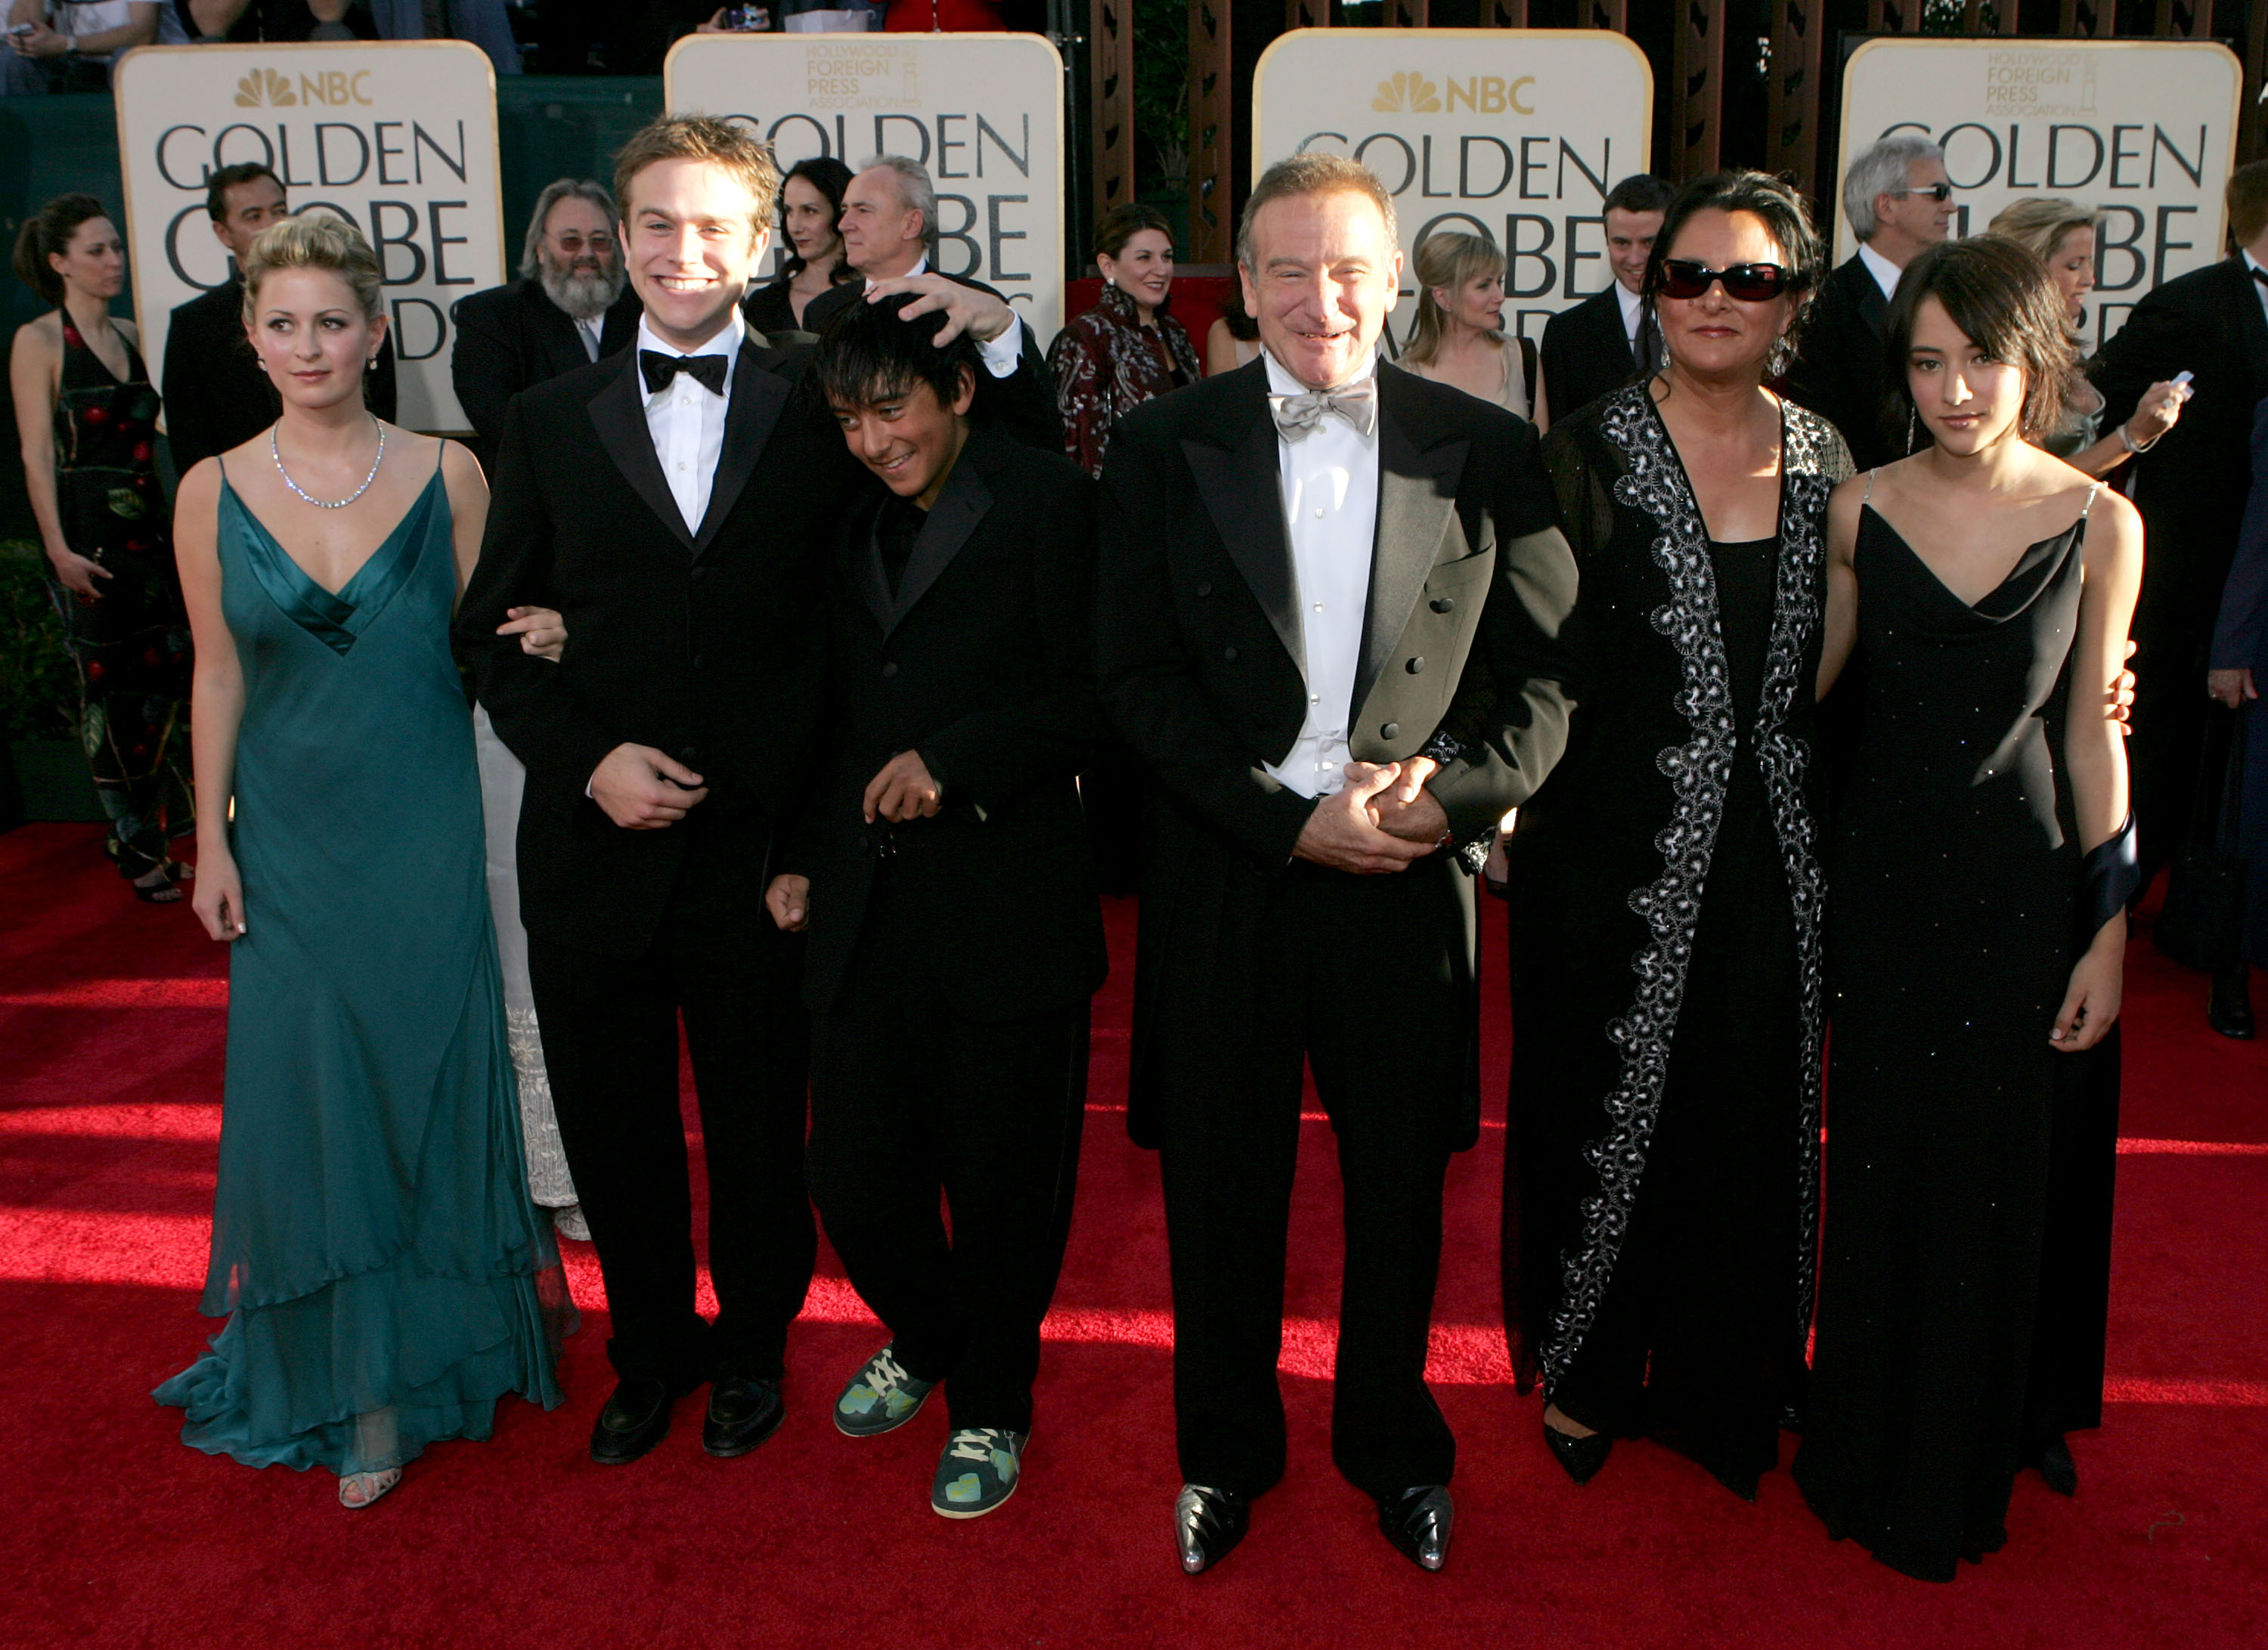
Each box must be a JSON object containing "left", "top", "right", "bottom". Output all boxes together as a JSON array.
[{"left": 765, "top": 294, "right": 1107, "bottom": 1522}]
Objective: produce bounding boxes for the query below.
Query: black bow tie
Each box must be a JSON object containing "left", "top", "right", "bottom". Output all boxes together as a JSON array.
[{"left": 640, "top": 349, "right": 729, "bottom": 397}]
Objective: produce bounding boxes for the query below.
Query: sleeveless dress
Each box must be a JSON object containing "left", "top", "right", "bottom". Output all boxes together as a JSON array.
[
  {"left": 45, "top": 315, "right": 192, "bottom": 878},
  {"left": 1796, "top": 487, "right": 2110, "bottom": 1580},
  {"left": 154, "top": 453, "right": 570, "bottom": 1477}
]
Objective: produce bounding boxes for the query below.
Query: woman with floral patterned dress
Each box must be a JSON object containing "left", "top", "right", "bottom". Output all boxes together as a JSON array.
[
  {"left": 1046, "top": 203, "right": 1201, "bottom": 476},
  {"left": 9, "top": 194, "right": 193, "bottom": 899}
]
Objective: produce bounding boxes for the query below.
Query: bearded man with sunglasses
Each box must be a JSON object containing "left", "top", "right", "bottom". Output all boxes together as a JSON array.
[{"left": 1786, "top": 134, "right": 1954, "bottom": 469}]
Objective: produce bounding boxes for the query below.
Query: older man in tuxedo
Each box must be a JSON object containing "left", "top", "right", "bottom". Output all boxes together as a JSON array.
[
  {"left": 449, "top": 178, "right": 645, "bottom": 473},
  {"left": 1096, "top": 154, "right": 1579, "bottom": 1574}
]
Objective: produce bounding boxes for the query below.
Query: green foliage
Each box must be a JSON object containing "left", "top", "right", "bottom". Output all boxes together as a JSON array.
[
  {"left": 1132, "top": 0, "right": 1189, "bottom": 197},
  {"left": 0, "top": 542, "right": 81, "bottom": 742},
  {"left": 1921, "top": 0, "right": 2000, "bottom": 30}
]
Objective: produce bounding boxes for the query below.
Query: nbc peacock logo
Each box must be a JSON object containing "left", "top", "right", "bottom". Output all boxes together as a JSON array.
[
  {"left": 234, "top": 68, "right": 296, "bottom": 107},
  {"left": 1372, "top": 72, "right": 1441, "bottom": 113}
]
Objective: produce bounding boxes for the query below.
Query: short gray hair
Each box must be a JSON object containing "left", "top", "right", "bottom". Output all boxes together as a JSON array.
[
  {"left": 519, "top": 178, "right": 618, "bottom": 280},
  {"left": 857, "top": 155, "right": 936, "bottom": 246},
  {"left": 1237, "top": 153, "right": 1399, "bottom": 274},
  {"left": 1842, "top": 134, "right": 1944, "bottom": 243}
]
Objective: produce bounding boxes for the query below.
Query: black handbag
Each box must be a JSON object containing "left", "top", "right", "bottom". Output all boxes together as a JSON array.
[{"left": 2155, "top": 707, "right": 2249, "bottom": 970}]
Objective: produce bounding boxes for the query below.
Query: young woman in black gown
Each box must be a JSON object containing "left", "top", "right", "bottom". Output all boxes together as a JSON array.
[
  {"left": 1799, "top": 237, "right": 2141, "bottom": 1581},
  {"left": 1501, "top": 172, "right": 1849, "bottom": 1500}
]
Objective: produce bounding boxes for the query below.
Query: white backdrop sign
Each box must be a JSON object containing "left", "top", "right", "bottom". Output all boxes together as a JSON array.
[
  {"left": 1836, "top": 38, "right": 2242, "bottom": 350},
  {"left": 1252, "top": 28, "right": 1653, "bottom": 347},
  {"left": 666, "top": 33, "right": 1067, "bottom": 346},
  {"left": 113, "top": 42, "right": 505, "bottom": 432}
]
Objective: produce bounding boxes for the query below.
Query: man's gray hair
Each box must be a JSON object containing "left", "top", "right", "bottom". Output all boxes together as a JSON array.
[
  {"left": 519, "top": 178, "right": 618, "bottom": 280},
  {"left": 1842, "top": 134, "right": 1944, "bottom": 243},
  {"left": 857, "top": 154, "right": 937, "bottom": 246},
  {"left": 1235, "top": 153, "right": 1399, "bottom": 272}
]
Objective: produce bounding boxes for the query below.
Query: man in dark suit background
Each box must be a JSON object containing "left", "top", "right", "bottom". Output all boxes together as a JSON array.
[
  {"left": 162, "top": 163, "right": 398, "bottom": 477},
  {"left": 449, "top": 178, "right": 644, "bottom": 473},
  {"left": 1097, "top": 155, "right": 1579, "bottom": 1575},
  {"left": 2093, "top": 160, "right": 2268, "bottom": 1037},
  {"left": 765, "top": 295, "right": 1107, "bottom": 1522},
  {"left": 1538, "top": 173, "right": 1670, "bottom": 427},
  {"left": 1783, "top": 132, "right": 1954, "bottom": 469}
]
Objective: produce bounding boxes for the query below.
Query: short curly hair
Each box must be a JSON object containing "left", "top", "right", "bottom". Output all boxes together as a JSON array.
[{"left": 1644, "top": 171, "right": 1824, "bottom": 363}]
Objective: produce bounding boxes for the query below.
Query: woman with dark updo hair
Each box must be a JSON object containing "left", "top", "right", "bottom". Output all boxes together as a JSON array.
[
  {"left": 1798, "top": 235, "right": 2142, "bottom": 1580},
  {"left": 1046, "top": 202, "right": 1200, "bottom": 476}
]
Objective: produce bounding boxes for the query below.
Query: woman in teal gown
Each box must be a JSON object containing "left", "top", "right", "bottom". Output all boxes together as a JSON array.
[{"left": 156, "top": 215, "right": 570, "bottom": 1508}]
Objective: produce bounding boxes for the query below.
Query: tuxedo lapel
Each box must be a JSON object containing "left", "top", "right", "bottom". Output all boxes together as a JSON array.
[
  {"left": 1853, "top": 260, "right": 1889, "bottom": 338},
  {"left": 845, "top": 491, "right": 894, "bottom": 630},
  {"left": 1355, "top": 368, "right": 1466, "bottom": 720},
  {"left": 1184, "top": 362, "right": 1303, "bottom": 679},
  {"left": 693, "top": 341, "right": 790, "bottom": 556},
  {"left": 585, "top": 350, "right": 696, "bottom": 553},
  {"left": 888, "top": 446, "right": 994, "bottom": 633},
  {"left": 533, "top": 289, "right": 588, "bottom": 379}
]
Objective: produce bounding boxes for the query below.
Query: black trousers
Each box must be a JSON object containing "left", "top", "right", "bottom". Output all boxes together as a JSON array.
[
  {"left": 804, "top": 883, "right": 1088, "bottom": 1434},
  {"left": 1151, "top": 855, "right": 1466, "bottom": 1500},
  {"left": 525, "top": 823, "right": 815, "bottom": 1386}
]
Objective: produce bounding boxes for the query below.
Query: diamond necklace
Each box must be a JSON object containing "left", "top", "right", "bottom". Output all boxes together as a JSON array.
[{"left": 272, "top": 417, "right": 384, "bottom": 509}]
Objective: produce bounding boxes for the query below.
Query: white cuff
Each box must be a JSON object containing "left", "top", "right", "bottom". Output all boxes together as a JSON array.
[{"left": 976, "top": 321, "right": 1021, "bottom": 379}]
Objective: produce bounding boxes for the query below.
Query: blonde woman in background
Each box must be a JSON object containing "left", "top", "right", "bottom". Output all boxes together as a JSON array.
[
  {"left": 1987, "top": 197, "right": 2188, "bottom": 473},
  {"left": 1399, "top": 231, "right": 1535, "bottom": 419}
]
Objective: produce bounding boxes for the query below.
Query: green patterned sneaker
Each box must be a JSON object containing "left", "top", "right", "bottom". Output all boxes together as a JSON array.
[
  {"left": 833, "top": 1345, "right": 936, "bottom": 1438},
  {"left": 931, "top": 1427, "right": 1027, "bottom": 1519}
]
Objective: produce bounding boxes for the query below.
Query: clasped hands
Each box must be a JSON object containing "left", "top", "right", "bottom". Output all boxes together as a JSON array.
[{"left": 1292, "top": 756, "right": 1448, "bottom": 875}]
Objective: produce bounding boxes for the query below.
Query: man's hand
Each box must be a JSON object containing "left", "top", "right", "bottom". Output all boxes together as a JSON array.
[
  {"left": 764, "top": 873, "right": 810, "bottom": 932},
  {"left": 46, "top": 546, "right": 110, "bottom": 599},
  {"left": 863, "top": 750, "right": 941, "bottom": 823},
  {"left": 2209, "top": 666, "right": 2258, "bottom": 709},
  {"left": 863, "top": 273, "right": 1015, "bottom": 347},
  {"left": 590, "top": 743, "right": 708, "bottom": 830},
  {"left": 496, "top": 605, "right": 567, "bottom": 661},
  {"left": 1292, "top": 763, "right": 1439, "bottom": 875},
  {"left": 12, "top": 22, "right": 70, "bottom": 57},
  {"left": 1358, "top": 755, "right": 1448, "bottom": 844}
]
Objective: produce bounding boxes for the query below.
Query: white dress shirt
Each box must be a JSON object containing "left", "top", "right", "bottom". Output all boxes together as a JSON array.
[
  {"left": 1857, "top": 240, "right": 1904, "bottom": 302},
  {"left": 637, "top": 308, "right": 742, "bottom": 532},
  {"left": 1260, "top": 346, "right": 1380, "bottom": 799},
  {"left": 1615, "top": 280, "right": 1644, "bottom": 348},
  {"left": 2245, "top": 251, "right": 2268, "bottom": 328},
  {"left": 864, "top": 253, "right": 1024, "bottom": 380}
]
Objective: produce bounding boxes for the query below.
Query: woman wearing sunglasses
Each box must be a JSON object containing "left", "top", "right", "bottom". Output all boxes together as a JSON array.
[{"left": 1498, "top": 172, "right": 1848, "bottom": 1501}]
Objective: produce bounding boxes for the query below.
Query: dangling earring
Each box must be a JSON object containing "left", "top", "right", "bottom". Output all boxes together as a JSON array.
[
  {"left": 365, "top": 355, "right": 377, "bottom": 373},
  {"left": 1906, "top": 404, "right": 1917, "bottom": 454}
]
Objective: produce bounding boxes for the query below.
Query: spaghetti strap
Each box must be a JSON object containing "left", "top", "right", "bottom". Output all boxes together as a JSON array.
[
  {"left": 1863, "top": 468, "right": 1876, "bottom": 503},
  {"left": 2080, "top": 481, "right": 2103, "bottom": 519},
  {"left": 432, "top": 433, "right": 446, "bottom": 478}
]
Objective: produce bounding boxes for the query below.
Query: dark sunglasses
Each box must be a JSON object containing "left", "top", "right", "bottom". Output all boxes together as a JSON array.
[
  {"left": 1889, "top": 181, "right": 1954, "bottom": 203},
  {"left": 1657, "top": 259, "right": 1802, "bottom": 302}
]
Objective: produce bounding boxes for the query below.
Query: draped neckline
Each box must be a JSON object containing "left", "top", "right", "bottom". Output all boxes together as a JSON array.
[
  {"left": 1859, "top": 500, "right": 2088, "bottom": 624},
  {"left": 220, "top": 465, "right": 445, "bottom": 656}
]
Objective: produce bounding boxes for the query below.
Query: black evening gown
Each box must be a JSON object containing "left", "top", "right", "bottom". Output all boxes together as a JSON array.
[
  {"left": 1796, "top": 492, "right": 2115, "bottom": 1581},
  {"left": 1504, "top": 387, "right": 1849, "bottom": 1495}
]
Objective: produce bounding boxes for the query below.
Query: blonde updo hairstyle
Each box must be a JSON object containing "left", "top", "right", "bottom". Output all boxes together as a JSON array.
[
  {"left": 240, "top": 212, "right": 386, "bottom": 328},
  {"left": 1402, "top": 231, "right": 1504, "bottom": 367},
  {"left": 1984, "top": 197, "right": 2102, "bottom": 271}
]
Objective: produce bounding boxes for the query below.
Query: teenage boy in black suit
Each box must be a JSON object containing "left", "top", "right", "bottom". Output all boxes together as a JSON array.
[
  {"left": 765, "top": 293, "right": 1108, "bottom": 1522},
  {"left": 457, "top": 114, "right": 1042, "bottom": 1469},
  {"left": 1538, "top": 173, "right": 1669, "bottom": 427}
]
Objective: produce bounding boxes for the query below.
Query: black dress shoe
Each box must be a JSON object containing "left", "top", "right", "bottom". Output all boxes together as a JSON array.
[
  {"left": 1174, "top": 1484, "right": 1249, "bottom": 1575},
  {"left": 703, "top": 1374, "right": 785, "bottom": 1458},
  {"left": 590, "top": 1376, "right": 677, "bottom": 1466},
  {"left": 1378, "top": 1485, "right": 1452, "bottom": 1572},
  {"left": 2028, "top": 1434, "right": 2079, "bottom": 1497},
  {"left": 2210, "top": 964, "right": 2255, "bottom": 1039},
  {"left": 1544, "top": 1420, "right": 1612, "bottom": 1484}
]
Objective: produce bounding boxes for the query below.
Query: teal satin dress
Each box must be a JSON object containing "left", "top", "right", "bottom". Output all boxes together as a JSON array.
[{"left": 155, "top": 450, "right": 570, "bottom": 1476}]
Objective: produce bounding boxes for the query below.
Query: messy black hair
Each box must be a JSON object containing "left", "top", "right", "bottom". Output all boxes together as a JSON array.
[{"left": 810, "top": 288, "right": 982, "bottom": 415}]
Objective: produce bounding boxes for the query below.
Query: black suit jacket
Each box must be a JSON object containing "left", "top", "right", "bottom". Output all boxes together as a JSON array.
[
  {"left": 801, "top": 268, "right": 1058, "bottom": 450},
  {"left": 456, "top": 334, "right": 863, "bottom": 958},
  {"left": 163, "top": 273, "right": 398, "bottom": 477},
  {"left": 448, "top": 277, "right": 643, "bottom": 472},
  {"left": 788, "top": 426, "right": 1109, "bottom": 1021},
  {"left": 1540, "top": 284, "right": 1640, "bottom": 426},
  {"left": 1783, "top": 252, "right": 1895, "bottom": 471}
]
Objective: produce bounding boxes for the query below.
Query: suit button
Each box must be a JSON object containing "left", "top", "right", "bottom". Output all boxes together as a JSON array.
[
  {"left": 1381, "top": 722, "right": 1399, "bottom": 738},
  {"left": 1196, "top": 580, "right": 1213, "bottom": 597},
  {"left": 882, "top": 661, "right": 899, "bottom": 678},
  {"left": 1406, "top": 657, "right": 1424, "bottom": 673},
  {"left": 1430, "top": 596, "right": 1454, "bottom": 613},
  {"left": 1223, "top": 646, "right": 1238, "bottom": 662},
  {"left": 692, "top": 654, "right": 706, "bottom": 670}
]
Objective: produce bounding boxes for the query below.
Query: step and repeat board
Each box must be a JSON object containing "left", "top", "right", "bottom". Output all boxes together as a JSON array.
[
  {"left": 665, "top": 31, "right": 1066, "bottom": 347},
  {"left": 113, "top": 42, "right": 507, "bottom": 433},
  {"left": 1251, "top": 28, "right": 1654, "bottom": 348},
  {"left": 1837, "top": 37, "right": 2243, "bottom": 351}
]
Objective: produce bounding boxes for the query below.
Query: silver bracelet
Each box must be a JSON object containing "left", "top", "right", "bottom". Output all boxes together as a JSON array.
[{"left": 2117, "top": 421, "right": 2162, "bottom": 456}]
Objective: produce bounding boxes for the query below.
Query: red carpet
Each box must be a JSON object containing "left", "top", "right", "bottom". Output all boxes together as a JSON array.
[{"left": 2, "top": 819, "right": 2263, "bottom": 1648}]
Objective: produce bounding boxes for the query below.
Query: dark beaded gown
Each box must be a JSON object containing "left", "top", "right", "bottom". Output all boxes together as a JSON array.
[{"left": 1796, "top": 491, "right": 2117, "bottom": 1581}]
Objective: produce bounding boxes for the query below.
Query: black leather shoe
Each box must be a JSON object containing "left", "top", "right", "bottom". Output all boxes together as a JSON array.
[
  {"left": 1378, "top": 1485, "right": 1452, "bottom": 1572},
  {"left": 2028, "top": 1434, "right": 2079, "bottom": 1497},
  {"left": 590, "top": 1376, "right": 677, "bottom": 1466},
  {"left": 1174, "top": 1484, "right": 1249, "bottom": 1575},
  {"left": 1545, "top": 1420, "right": 1612, "bottom": 1484},
  {"left": 2210, "top": 964, "right": 2255, "bottom": 1039},
  {"left": 702, "top": 1373, "right": 785, "bottom": 1458}
]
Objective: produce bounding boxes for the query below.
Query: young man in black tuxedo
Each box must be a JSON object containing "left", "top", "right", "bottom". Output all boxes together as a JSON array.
[
  {"left": 1095, "top": 155, "right": 1579, "bottom": 1575},
  {"left": 1537, "top": 173, "right": 1668, "bottom": 427},
  {"left": 448, "top": 178, "right": 645, "bottom": 474},
  {"left": 457, "top": 114, "right": 1041, "bottom": 1468},
  {"left": 764, "top": 295, "right": 1107, "bottom": 1521},
  {"left": 162, "top": 163, "right": 398, "bottom": 478}
]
